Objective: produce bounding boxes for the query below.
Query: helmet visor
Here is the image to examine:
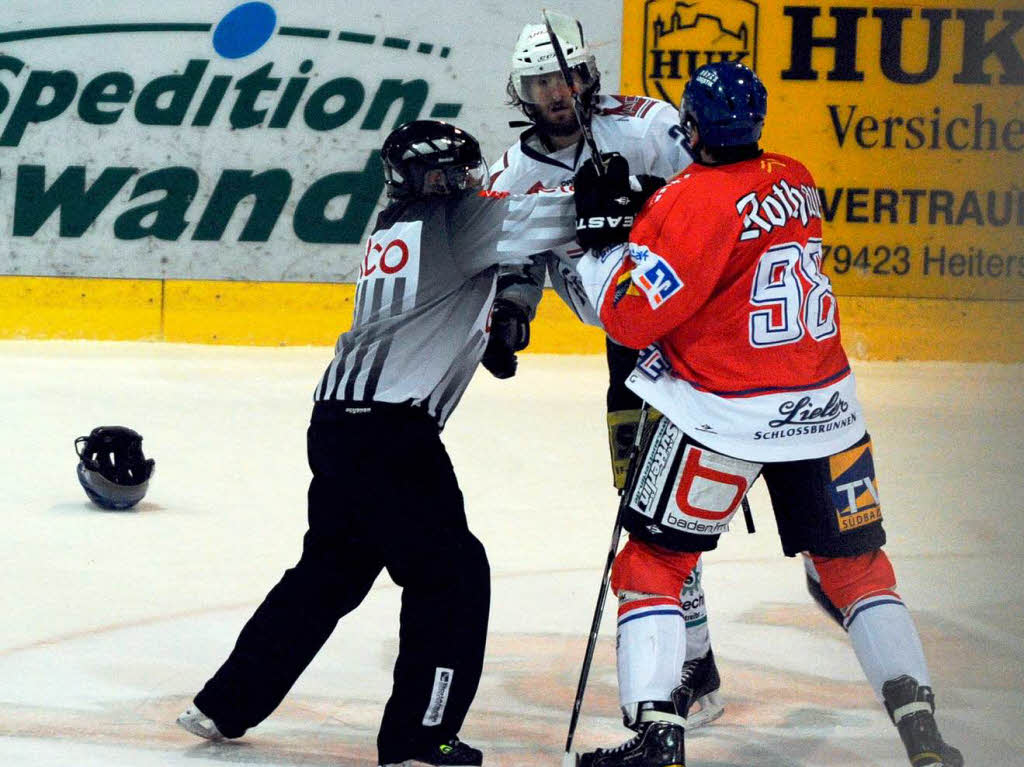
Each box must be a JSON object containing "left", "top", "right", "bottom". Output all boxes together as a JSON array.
[
  {"left": 422, "top": 159, "right": 489, "bottom": 195},
  {"left": 512, "top": 60, "right": 595, "bottom": 104},
  {"left": 77, "top": 464, "right": 150, "bottom": 510}
]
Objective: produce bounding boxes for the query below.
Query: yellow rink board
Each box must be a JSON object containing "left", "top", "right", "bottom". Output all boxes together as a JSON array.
[{"left": 1, "top": 276, "right": 1021, "bottom": 362}]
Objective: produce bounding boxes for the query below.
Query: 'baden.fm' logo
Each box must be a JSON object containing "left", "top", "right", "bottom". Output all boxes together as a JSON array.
[{"left": 642, "top": 0, "right": 759, "bottom": 107}]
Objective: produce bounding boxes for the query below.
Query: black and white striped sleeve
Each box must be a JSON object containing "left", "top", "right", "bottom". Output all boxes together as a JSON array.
[{"left": 448, "top": 189, "right": 576, "bottom": 275}]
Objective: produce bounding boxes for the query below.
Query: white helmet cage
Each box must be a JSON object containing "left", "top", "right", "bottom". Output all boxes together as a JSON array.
[{"left": 510, "top": 12, "right": 598, "bottom": 105}]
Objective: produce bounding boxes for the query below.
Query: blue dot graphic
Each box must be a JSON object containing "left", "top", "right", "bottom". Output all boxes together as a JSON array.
[{"left": 213, "top": 2, "right": 277, "bottom": 59}]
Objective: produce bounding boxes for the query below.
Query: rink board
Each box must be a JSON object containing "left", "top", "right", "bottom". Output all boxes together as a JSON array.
[
  {"left": 2, "top": 275, "right": 1021, "bottom": 361},
  {"left": 0, "top": 0, "right": 1021, "bottom": 361}
]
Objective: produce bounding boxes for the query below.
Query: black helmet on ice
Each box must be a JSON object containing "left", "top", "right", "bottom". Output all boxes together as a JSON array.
[{"left": 75, "top": 426, "right": 155, "bottom": 510}]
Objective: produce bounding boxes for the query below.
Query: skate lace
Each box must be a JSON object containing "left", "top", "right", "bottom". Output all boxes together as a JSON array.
[
  {"left": 601, "top": 726, "right": 645, "bottom": 755},
  {"left": 679, "top": 656, "right": 700, "bottom": 686}
]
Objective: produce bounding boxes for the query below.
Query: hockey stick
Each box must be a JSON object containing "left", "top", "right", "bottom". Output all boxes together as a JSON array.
[
  {"left": 541, "top": 9, "right": 606, "bottom": 177},
  {"left": 561, "top": 403, "right": 651, "bottom": 767}
]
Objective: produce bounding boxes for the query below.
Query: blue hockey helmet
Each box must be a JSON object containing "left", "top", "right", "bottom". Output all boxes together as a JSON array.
[{"left": 680, "top": 61, "right": 767, "bottom": 150}]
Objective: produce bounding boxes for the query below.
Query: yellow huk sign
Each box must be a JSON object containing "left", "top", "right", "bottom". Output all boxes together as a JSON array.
[{"left": 621, "top": 0, "right": 1024, "bottom": 305}]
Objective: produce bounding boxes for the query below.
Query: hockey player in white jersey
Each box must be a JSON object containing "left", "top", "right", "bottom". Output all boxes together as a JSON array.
[
  {"left": 485, "top": 13, "right": 724, "bottom": 732},
  {"left": 176, "top": 120, "right": 576, "bottom": 767}
]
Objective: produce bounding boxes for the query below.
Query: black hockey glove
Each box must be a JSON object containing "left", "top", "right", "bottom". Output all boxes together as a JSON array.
[
  {"left": 482, "top": 299, "right": 530, "bottom": 380},
  {"left": 630, "top": 173, "right": 668, "bottom": 207},
  {"left": 574, "top": 153, "right": 633, "bottom": 251},
  {"left": 574, "top": 154, "right": 665, "bottom": 252}
]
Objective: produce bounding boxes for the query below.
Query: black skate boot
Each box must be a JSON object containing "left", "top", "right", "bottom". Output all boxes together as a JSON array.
[
  {"left": 882, "top": 675, "right": 963, "bottom": 767},
  {"left": 678, "top": 648, "right": 724, "bottom": 729},
  {"left": 580, "top": 708, "right": 685, "bottom": 767},
  {"left": 378, "top": 736, "right": 483, "bottom": 767}
]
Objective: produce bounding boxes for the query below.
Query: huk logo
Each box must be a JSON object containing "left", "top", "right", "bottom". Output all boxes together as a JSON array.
[{"left": 642, "top": 0, "right": 760, "bottom": 107}]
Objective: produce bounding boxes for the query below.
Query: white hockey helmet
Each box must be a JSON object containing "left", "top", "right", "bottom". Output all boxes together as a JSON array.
[{"left": 509, "top": 11, "right": 598, "bottom": 105}]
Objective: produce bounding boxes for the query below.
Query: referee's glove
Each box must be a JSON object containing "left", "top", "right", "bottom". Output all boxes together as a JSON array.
[{"left": 482, "top": 299, "right": 530, "bottom": 379}]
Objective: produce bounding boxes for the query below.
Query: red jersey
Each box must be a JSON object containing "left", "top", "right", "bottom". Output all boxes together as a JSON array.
[{"left": 577, "top": 152, "right": 865, "bottom": 461}]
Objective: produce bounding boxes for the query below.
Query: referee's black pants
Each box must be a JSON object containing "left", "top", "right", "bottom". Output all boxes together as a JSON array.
[{"left": 194, "top": 402, "right": 491, "bottom": 762}]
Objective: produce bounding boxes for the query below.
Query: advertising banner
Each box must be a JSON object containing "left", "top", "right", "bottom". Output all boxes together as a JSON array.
[
  {"left": 621, "top": 0, "right": 1024, "bottom": 301},
  {"left": 0, "top": 0, "right": 621, "bottom": 282}
]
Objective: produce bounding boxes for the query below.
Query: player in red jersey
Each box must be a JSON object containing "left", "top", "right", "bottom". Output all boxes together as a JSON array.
[{"left": 570, "top": 62, "right": 963, "bottom": 767}]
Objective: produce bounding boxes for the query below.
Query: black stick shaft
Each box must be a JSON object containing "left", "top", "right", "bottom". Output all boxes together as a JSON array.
[{"left": 563, "top": 404, "right": 650, "bottom": 757}]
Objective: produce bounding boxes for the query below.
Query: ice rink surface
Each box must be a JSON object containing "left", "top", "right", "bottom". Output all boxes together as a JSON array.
[{"left": 1, "top": 340, "right": 1022, "bottom": 766}]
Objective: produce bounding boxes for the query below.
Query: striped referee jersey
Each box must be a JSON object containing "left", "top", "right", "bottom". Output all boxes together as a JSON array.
[{"left": 315, "top": 187, "right": 574, "bottom": 426}]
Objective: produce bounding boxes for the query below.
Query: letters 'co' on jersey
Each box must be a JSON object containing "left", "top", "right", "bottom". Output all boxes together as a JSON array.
[
  {"left": 315, "top": 188, "right": 574, "bottom": 427},
  {"left": 577, "top": 152, "right": 865, "bottom": 462},
  {"left": 487, "top": 94, "right": 692, "bottom": 326}
]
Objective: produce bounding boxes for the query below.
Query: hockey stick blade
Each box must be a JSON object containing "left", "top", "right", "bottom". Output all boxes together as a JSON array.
[{"left": 541, "top": 9, "right": 605, "bottom": 176}]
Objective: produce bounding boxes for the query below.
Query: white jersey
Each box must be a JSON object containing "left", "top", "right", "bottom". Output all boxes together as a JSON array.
[{"left": 487, "top": 94, "right": 692, "bottom": 326}]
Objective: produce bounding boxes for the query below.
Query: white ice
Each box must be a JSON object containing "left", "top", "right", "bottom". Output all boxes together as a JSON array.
[{"left": 1, "top": 340, "right": 1022, "bottom": 766}]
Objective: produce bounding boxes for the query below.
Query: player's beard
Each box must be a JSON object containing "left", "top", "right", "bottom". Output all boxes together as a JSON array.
[{"left": 534, "top": 108, "right": 581, "bottom": 139}]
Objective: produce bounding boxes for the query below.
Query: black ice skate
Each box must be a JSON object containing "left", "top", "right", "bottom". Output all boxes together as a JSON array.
[
  {"left": 678, "top": 648, "right": 724, "bottom": 729},
  {"left": 378, "top": 736, "right": 483, "bottom": 767},
  {"left": 579, "top": 718, "right": 685, "bottom": 767},
  {"left": 882, "top": 675, "right": 963, "bottom": 767}
]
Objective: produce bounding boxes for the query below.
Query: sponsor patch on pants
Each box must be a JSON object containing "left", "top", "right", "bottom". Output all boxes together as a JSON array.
[
  {"left": 629, "top": 418, "right": 682, "bottom": 519},
  {"left": 422, "top": 667, "right": 454, "bottom": 726},
  {"left": 829, "top": 439, "right": 882, "bottom": 532},
  {"left": 662, "top": 445, "right": 759, "bottom": 535}
]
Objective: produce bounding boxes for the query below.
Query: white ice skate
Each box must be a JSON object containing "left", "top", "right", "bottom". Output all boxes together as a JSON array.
[
  {"left": 680, "top": 649, "right": 725, "bottom": 729},
  {"left": 176, "top": 705, "right": 224, "bottom": 740}
]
